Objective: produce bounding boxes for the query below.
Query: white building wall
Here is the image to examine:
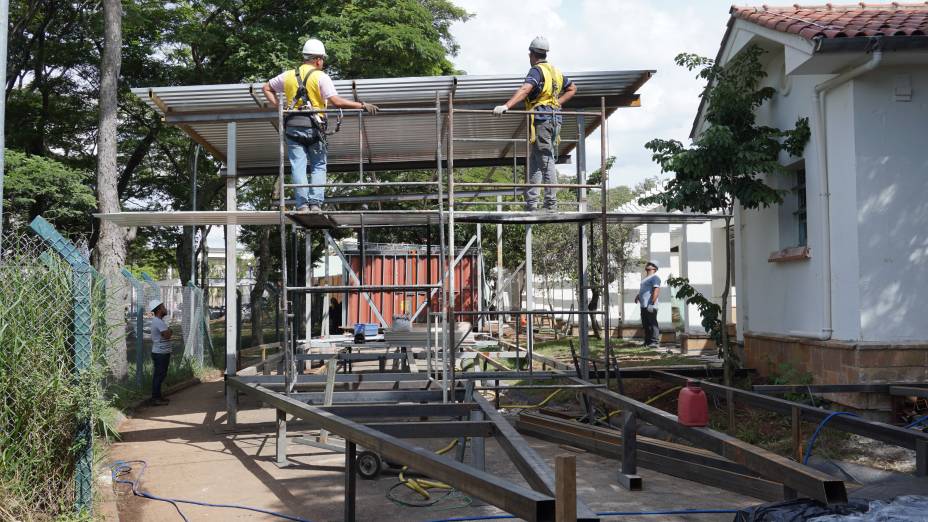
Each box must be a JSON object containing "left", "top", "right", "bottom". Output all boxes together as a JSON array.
[
  {"left": 853, "top": 66, "right": 928, "bottom": 341},
  {"left": 683, "top": 221, "right": 713, "bottom": 333},
  {"left": 735, "top": 50, "right": 833, "bottom": 338}
]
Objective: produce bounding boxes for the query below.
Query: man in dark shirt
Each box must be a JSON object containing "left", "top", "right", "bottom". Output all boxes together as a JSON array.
[{"left": 494, "top": 36, "right": 577, "bottom": 211}]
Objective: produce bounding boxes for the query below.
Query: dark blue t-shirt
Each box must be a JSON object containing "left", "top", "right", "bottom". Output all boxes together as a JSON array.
[{"left": 524, "top": 62, "right": 572, "bottom": 122}]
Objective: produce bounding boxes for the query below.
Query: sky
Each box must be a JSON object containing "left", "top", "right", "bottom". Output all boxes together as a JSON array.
[{"left": 446, "top": 0, "right": 765, "bottom": 188}]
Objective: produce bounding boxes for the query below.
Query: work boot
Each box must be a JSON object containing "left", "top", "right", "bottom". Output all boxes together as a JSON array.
[
  {"left": 542, "top": 206, "right": 557, "bottom": 213},
  {"left": 151, "top": 398, "right": 169, "bottom": 406},
  {"left": 310, "top": 204, "right": 322, "bottom": 212},
  {"left": 296, "top": 204, "right": 310, "bottom": 212}
]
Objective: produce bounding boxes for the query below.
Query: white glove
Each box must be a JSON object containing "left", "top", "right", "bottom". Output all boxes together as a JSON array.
[
  {"left": 493, "top": 104, "right": 509, "bottom": 116},
  {"left": 647, "top": 305, "right": 656, "bottom": 313}
]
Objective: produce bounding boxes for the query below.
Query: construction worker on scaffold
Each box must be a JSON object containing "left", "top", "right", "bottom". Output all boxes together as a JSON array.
[
  {"left": 262, "top": 38, "right": 379, "bottom": 212},
  {"left": 493, "top": 36, "right": 578, "bottom": 212}
]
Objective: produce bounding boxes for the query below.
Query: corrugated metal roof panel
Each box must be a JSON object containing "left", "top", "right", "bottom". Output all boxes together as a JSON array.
[{"left": 131, "top": 70, "right": 653, "bottom": 169}]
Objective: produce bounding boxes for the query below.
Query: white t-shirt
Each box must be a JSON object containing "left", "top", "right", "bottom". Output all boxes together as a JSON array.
[
  {"left": 151, "top": 316, "right": 172, "bottom": 354},
  {"left": 267, "top": 69, "right": 338, "bottom": 103}
]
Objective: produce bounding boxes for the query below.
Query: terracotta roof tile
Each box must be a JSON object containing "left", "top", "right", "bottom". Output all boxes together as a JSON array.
[{"left": 732, "top": 3, "right": 928, "bottom": 39}]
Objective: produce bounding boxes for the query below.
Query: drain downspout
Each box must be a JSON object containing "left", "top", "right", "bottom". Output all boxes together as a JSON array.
[{"left": 789, "top": 47, "right": 883, "bottom": 340}]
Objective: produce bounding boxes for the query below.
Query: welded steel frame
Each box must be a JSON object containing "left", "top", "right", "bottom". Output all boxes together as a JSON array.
[{"left": 228, "top": 377, "right": 562, "bottom": 521}]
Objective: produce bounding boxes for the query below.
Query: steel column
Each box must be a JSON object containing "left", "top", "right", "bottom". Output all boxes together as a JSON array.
[
  {"left": 575, "top": 114, "right": 590, "bottom": 380},
  {"left": 345, "top": 441, "right": 357, "bottom": 522},
  {"left": 618, "top": 411, "right": 642, "bottom": 490},
  {"left": 225, "top": 121, "right": 238, "bottom": 424}
]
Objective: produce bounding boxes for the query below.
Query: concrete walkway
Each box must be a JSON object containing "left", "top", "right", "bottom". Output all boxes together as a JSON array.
[{"left": 106, "top": 379, "right": 761, "bottom": 521}]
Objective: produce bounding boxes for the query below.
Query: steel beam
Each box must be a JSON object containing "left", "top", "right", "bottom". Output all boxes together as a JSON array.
[
  {"left": 318, "top": 403, "right": 478, "bottom": 418},
  {"left": 365, "top": 421, "right": 495, "bottom": 438},
  {"left": 571, "top": 376, "right": 848, "bottom": 504},
  {"left": 228, "top": 380, "right": 556, "bottom": 521},
  {"left": 654, "top": 371, "right": 928, "bottom": 451},
  {"left": 290, "top": 389, "right": 463, "bottom": 404},
  {"left": 753, "top": 383, "right": 928, "bottom": 394}
]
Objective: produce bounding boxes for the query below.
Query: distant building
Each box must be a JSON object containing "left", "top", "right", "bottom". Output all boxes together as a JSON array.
[{"left": 696, "top": 4, "right": 928, "bottom": 412}]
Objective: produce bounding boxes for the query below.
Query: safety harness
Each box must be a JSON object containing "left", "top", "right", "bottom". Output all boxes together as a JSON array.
[
  {"left": 285, "top": 66, "right": 341, "bottom": 145},
  {"left": 524, "top": 61, "right": 564, "bottom": 143}
]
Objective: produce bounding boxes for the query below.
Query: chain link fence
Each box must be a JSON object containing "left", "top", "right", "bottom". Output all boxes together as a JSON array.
[
  {"left": 181, "top": 283, "right": 213, "bottom": 367},
  {"left": 0, "top": 228, "right": 111, "bottom": 519}
]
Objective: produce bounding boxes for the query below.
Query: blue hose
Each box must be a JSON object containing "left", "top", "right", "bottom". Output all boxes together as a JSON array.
[
  {"left": 426, "top": 508, "right": 740, "bottom": 521},
  {"left": 905, "top": 415, "right": 928, "bottom": 429},
  {"left": 111, "top": 460, "right": 313, "bottom": 522},
  {"left": 803, "top": 411, "right": 858, "bottom": 465}
]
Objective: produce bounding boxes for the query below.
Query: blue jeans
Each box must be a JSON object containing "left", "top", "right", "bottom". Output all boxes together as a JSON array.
[{"left": 286, "top": 130, "right": 328, "bottom": 207}]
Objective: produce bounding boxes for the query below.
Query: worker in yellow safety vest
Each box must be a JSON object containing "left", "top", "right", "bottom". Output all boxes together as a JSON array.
[
  {"left": 494, "top": 36, "right": 577, "bottom": 212},
  {"left": 262, "top": 38, "right": 379, "bottom": 212}
]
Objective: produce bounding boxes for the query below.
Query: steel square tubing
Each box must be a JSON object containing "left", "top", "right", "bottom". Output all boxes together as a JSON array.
[
  {"left": 889, "top": 386, "right": 928, "bottom": 399},
  {"left": 752, "top": 384, "right": 918, "bottom": 394},
  {"left": 570, "top": 376, "right": 848, "bottom": 504},
  {"left": 320, "top": 403, "right": 478, "bottom": 418},
  {"left": 236, "top": 371, "right": 567, "bottom": 384},
  {"left": 366, "top": 421, "right": 495, "bottom": 438},
  {"left": 229, "top": 380, "right": 555, "bottom": 521},
  {"left": 654, "top": 371, "right": 928, "bottom": 450},
  {"left": 290, "top": 389, "right": 464, "bottom": 404}
]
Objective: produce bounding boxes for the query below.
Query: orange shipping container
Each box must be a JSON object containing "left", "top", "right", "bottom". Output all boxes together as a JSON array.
[{"left": 344, "top": 245, "right": 477, "bottom": 327}]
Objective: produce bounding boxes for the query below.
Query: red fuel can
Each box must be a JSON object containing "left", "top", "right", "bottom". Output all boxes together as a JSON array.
[{"left": 677, "top": 381, "right": 709, "bottom": 427}]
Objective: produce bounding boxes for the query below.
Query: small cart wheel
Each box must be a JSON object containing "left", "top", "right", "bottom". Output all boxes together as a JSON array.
[{"left": 357, "top": 450, "right": 382, "bottom": 480}]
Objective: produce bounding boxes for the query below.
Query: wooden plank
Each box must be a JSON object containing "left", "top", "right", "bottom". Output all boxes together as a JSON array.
[{"left": 555, "top": 455, "right": 577, "bottom": 522}]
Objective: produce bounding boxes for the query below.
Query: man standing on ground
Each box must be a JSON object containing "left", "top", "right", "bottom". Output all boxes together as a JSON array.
[
  {"left": 149, "top": 300, "right": 173, "bottom": 405},
  {"left": 262, "top": 38, "right": 379, "bottom": 212},
  {"left": 493, "top": 36, "right": 577, "bottom": 212},
  {"left": 634, "top": 262, "right": 661, "bottom": 348}
]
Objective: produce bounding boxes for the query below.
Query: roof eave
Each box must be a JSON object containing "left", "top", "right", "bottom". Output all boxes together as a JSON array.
[{"left": 814, "top": 34, "right": 928, "bottom": 53}]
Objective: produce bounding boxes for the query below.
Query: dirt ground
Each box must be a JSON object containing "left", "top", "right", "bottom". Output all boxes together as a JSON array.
[{"left": 103, "top": 379, "right": 763, "bottom": 522}]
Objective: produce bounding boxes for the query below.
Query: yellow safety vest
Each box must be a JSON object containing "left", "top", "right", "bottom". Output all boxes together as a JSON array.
[
  {"left": 525, "top": 62, "right": 564, "bottom": 143},
  {"left": 283, "top": 64, "right": 326, "bottom": 111}
]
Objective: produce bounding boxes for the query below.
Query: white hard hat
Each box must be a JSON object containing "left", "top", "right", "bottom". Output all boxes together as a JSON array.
[
  {"left": 149, "top": 300, "right": 163, "bottom": 313},
  {"left": 529, "top": 36, "right": 550, "bottom": 53},
  {"left": 302, "top": 38, "right": 327, "bottom": 58}
]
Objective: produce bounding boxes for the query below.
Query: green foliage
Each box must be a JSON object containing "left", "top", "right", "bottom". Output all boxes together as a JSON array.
[
  {"left": 640, "top": 45, "right": 811, "bottom": 214},
  {"left": 0, "top": 244, "right": 114, "bottom": 519},
  {"left": 2, "top": 149, "right": 96, "bottom": 235}
]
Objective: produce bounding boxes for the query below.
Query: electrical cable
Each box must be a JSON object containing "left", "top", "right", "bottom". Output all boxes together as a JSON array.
[
  {"left": 388, "top": 438, "right": 462, "bottom": 506},
  {"left": 802, "top": 411, "right": 858, "bottom": 465},
  {"left": 905, "top": 415, "right": 928, "bottom": 429},
  {"left": 499, "top": 388, "right": 565, "bottom": 409},
  {"left": 425, "top": 507, "right": 741, "bottom": 521},
  {"left": 111, "top": 460, "right": 313, "bottom": 522}
]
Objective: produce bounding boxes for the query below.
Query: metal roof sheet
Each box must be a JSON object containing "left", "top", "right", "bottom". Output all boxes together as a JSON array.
[{"left": 131, "top": 70, "right": 653, "bottom": 171}]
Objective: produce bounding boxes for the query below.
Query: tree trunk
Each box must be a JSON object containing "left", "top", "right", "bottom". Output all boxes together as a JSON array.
[
  {"left": 589, "top": 287, "right": 602, "bottom": 339},
  {"left": 249, "top": 228, "right": 271, "bottom": 346},
  {"left": 721, "top": 214, "right": 733, "bottom": 387},
  {"left": 92, "top": 0, "right": 126, "bottom": 380}
]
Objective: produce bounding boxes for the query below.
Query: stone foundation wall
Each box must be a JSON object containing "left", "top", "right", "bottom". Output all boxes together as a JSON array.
[{"left": 744, "top": 333, "right": 928, "bottom": 416}]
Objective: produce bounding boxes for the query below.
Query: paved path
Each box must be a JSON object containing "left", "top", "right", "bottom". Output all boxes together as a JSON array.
[{"left": 107, "top": 379, "right": 760, "bottom": 521}]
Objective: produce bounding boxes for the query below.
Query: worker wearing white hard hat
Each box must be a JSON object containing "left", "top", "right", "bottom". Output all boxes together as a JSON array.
[
  {"left": 493, "top": 36, "right": 578, "bottom": 212},
  {"left": 149, "top": 299, "right": 173, "bottom": 405},
  {"left": 262, "top": 38, "right": 380, "bottom": 212}
]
